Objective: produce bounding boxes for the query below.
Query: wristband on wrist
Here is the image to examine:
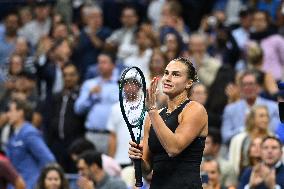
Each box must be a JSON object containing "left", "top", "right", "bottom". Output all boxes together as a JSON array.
[{"left": 147, "top": 106, "right": 157, "bottom": 112}]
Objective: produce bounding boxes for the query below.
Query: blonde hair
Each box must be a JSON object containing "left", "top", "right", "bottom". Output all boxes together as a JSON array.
[
  {"left": 247, "top": 42, "right": 263, "bottom": 66},
  {"left": 245, "top": 105, "right": 269, "bottom": 133}
]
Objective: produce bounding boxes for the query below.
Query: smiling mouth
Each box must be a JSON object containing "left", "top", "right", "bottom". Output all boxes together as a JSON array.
[{"left": 163, "top": 84, "right": 172, "bottom": 88}]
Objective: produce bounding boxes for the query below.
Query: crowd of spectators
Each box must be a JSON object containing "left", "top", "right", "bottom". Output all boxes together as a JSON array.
[{"left": 1, "top": 0, "right": 284, "bottom": 189}]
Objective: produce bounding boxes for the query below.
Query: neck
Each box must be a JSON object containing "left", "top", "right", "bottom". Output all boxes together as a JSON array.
[
  {"left": 94, "top": 170, "right": 105, "bottom": 183},
  {"left": 5, "top": 34, "right": 16, "bottom": 42},
  {"left": 250, "top": 129, "right": 268, "bottom": 138},
  {"left": 13, "top": 119, "right": 25, "bottom": 129},
  {"left": 212, "top": 182, "right": 220, "bottom": 189},
  {"left": 246, "top": 97, "right": 257, "bottom": 106},
  {"left": 167, "top": 91, "right": 188, "bottom": 112},
  {"left": 138, "top": 47, "right": 146, "bottom": 55},
  {"left": 101, "top": 73, "right": 112, "bottom": 80}
]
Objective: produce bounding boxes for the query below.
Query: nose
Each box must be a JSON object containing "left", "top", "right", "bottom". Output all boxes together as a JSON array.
[{"left": 164, "top": 73, "right": 172, "bottom": 81}]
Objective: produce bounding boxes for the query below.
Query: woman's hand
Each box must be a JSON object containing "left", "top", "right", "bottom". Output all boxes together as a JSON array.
[
  {"left": 128, "top": 141, "right": 143, "bottom": 160},
  {"left": 146, "top": 77, "right": 159, "bottom": 111}
]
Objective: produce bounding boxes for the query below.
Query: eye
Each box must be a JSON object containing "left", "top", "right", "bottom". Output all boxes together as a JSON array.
[
  {"left": 164, "top": 70, "right": 169, "bottom": 75},
  {"left": 173, "top": 72, "right": 180, "bottom": 77}
]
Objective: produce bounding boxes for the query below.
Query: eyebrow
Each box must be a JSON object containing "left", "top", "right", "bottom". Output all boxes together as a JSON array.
[{"left": 165, "top": 70, "right": 183, "bottom": 74}]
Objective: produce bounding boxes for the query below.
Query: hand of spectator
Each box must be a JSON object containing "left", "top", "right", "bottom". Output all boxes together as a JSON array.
[
  {"left": 199, "top": 16, "right": 209, "bottom": 32},
  {"left": 37, "top": 36, "right": 53, "bottom": 55},
  {"left": 249, "top": 164, "right": 264, "bottom": 188},
  {"left": 77, "top": 176, "right": 95, "bottom": 189},
  {"left": 263, "top": 167, "right": 276, "bottom": 189},
  {"left": 71, "top": 24, "right": 80, "bottom": 37},
  {"left": 0, "top": 113, "right": 9, "bottom": 128},
  {"left": 90, "top": 86, "right": 101, "bottom": 94},
  {"left": 225, "top": 83, "right": 240, "bottom": 104}
]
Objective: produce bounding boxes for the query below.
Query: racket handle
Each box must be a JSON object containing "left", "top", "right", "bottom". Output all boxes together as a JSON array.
[{"left": 133, "top": 159, "right": 143, "bottom": 187}]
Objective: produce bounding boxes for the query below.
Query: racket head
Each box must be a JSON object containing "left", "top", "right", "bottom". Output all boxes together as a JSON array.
[{"left": 119, "top": 67, "right": 147, "bottom": 143}]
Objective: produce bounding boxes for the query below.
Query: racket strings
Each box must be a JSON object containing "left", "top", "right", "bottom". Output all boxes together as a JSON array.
[{"left": 122, "top": 77, "right": 145, "bottom": 128}]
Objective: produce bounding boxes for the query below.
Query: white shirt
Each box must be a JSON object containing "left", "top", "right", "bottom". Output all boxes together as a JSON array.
[{"left": 106, "top": 102, "right": 132, "bottom": 165}]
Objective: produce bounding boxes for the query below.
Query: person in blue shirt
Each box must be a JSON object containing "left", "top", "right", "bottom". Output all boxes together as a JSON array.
[
  {"left": 74, "top": 52, "right": 119, "bottom": 155},
  {"left": 6, "top": 99, "right": 55, "bottom": 189}
]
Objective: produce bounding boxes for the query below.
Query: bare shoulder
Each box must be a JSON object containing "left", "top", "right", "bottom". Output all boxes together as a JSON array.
[
  {"left": 179, "top": 101, "right": 208, "bottom": 136},
  {"left": 183, "top": 101, "right": 208, "bottom": 117}
]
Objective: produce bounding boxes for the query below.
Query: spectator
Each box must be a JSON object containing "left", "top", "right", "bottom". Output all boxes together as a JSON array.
[
  {"left": 19, "top": 1, "right": 52, "bottom": 47},
  {"left": 188, "top": 32, "right": 235, "bottom": 129},
  {"left": 147, "top": 49, "right": 168, "bottom": 108},
  {"left": 201, "top": 157, "right": 229, "bottom": 189},
  {"left": 5, "top": 99, "right": 55, "bottom": 189},
  {"left": 189, "top": 82, "right": 208, "bottom": 105},
  {"left": 74, "top": 52, "right": 119, "bottom": 154},
  {"left": 250, "top": 10, "right": 284, "bottom": 81},
  {"left": 18, "top": 6, "right": 33, "bottom": 28},
  {"left": 203, "top": 128, "right": 237, "bottom": 188},
  {"left": 221, "top": 70, "right": 279, "bottom": 144},
  {"left": 105, "top": 6, "right": 139, "bottom": 61},
  {"left": 36, "top": 163, "right": 70, "bottom": 189},
  {"left": 0, "top": 12, "right": 19, "bottom": 65},
  {"left": 47, "top": 64, "right": 85, "bottom": 173},
  {"left": 124, "top": 27, "right": 154, "bottom": 82},
  {"left": 257, "top": 0, "right": 281, "bottom": 21},
  {"left": 76, "top": 150, "right": 127, "bottom": 189},
  {"left": 229, "top": 105, "right": 272, "bottom": 176},
  {"left": 36, "top": 38, "right": 73, "bottom": 102},
  {"left": 68, "top": 137, "right": 121, "bottom": 177},
  {"left": 107, "top": 77, "right": 142, "bottom": 168},
  {"left": 0, "top": 151, "right": 25, "bottom": 189},
  {"left": 51, "top": 22, "right": 70, "bottom": 41},
  {"left": 246, "top": 42, "right": 278, "bottom": 100},
  {"left": 232, "top": 8, "right": 253, "bottom": 52},
  {"left": 159, "top": 1, "right": 190, "bottom": 44},
  {"left": 161, "top": 30, "right": 184, "bottom": 63},
  {"left": 248, "top": 137, "right": 263, "bottom": 167},
  {"left": 238, "top": 136, "right": 284, "bottom": 189},
  {"left": 14, "top": 37, "right": 36, "bottom": 74},
  {"left": 73, "top": 5, "right": 111, "bottom": 78}
]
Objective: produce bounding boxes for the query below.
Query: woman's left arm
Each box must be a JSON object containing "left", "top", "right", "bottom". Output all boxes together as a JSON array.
[{"left": 148, "top": 101, "right": 208, "bottom": 157}]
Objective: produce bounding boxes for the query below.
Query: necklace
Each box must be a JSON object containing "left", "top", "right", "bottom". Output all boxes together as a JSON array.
[{"left": 166, "top": 98, "right": 189, "bottom": 115}]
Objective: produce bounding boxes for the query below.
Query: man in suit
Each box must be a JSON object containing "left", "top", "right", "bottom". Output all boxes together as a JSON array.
[{"left": 5, "top": 99, "right": 55, "bottom": 189}]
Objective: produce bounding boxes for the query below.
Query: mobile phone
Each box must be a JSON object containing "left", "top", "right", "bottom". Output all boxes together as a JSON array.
[{"left": 201, "top": 172, "right": 209, "bottom": 184}]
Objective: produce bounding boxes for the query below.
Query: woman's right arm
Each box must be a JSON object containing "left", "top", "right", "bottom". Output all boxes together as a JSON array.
[{"left": 129, "top": 114, "right": 152, "bottom": 175}]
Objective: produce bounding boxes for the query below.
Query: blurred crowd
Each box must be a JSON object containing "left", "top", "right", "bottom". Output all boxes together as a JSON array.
[{"left": 1, "top": 0, "right": 284, "bottom": 189}]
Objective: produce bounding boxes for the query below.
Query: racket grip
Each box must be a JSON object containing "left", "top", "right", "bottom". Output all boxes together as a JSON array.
[{"left": 133, "top": 159, "right": 143, "bottom": 187}]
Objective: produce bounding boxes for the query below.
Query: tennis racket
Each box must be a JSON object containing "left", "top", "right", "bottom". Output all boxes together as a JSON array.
[{"left": 119, "top": 67, "right": 147, "bottom": 187}]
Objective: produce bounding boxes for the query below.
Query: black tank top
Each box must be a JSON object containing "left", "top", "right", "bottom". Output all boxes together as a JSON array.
[{"left": 148, "top": 99, "right": 205, "bottom": 189}]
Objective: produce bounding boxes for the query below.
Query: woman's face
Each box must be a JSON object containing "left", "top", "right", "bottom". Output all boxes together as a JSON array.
[
  {"left": 249, "top": 137, "right": 262, "bottom": 158},
  {"left": 10, "top": 55, "right": 23, "bottom": 75},
  {"left": 254, "top": 107, "right": 269, "bottom": 131},
  {"left": 44, "top": 170, "right": 62, "bottom": 189},
  {"left": 161, "top": 60, "right": 190, "bottom": 97},
  {"left": 165, "top": 33, "right": 178, "bottom": 51},
  {"left": 190, "top": 84, "right": 208, "bottom": 105},
  {"left": 150, "top": 53, "right": 166, "bottom": 75}
]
